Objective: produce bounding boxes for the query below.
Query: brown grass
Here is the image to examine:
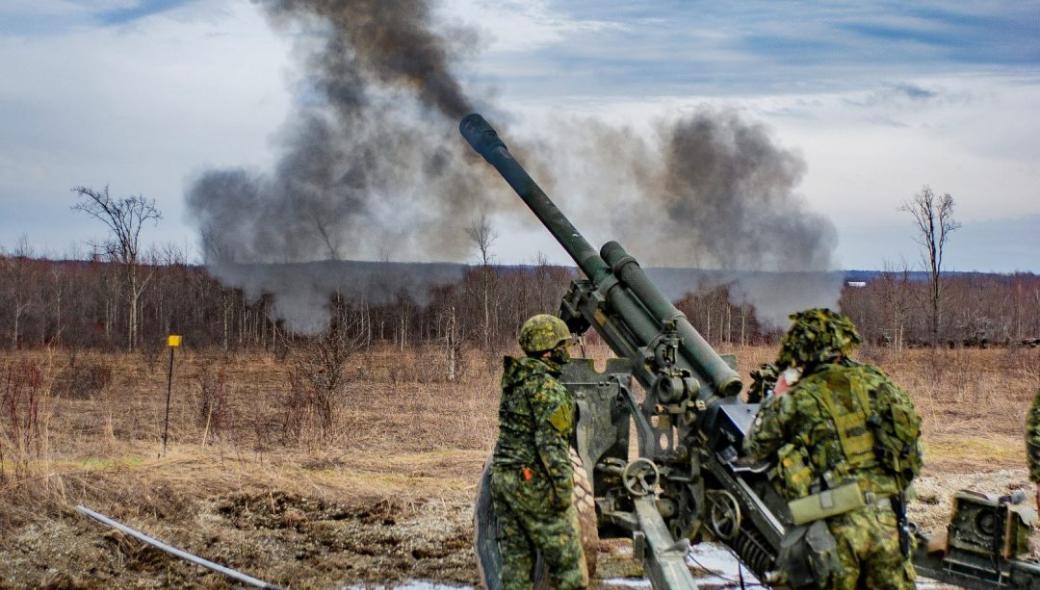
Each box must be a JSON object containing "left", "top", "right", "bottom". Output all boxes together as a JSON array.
[{"left": 0, "top": 343, "right": 1036, "bottom": 588}]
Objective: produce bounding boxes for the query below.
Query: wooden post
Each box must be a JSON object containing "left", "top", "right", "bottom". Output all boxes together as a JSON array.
[{"left": 161, "top": 334, "right": 181, "bottom": 457}]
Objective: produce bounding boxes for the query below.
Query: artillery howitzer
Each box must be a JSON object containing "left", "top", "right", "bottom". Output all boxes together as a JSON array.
[{"left": 460, "top": 113, "right": 1040, "bottom": 589}]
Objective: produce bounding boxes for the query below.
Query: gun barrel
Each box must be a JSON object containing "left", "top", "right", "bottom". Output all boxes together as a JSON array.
[
  {"left": 461, "top": 113, "right": 742, "bottom": 398},
  {"left": 601, "top": 241, "right": 742, "bottom": 397},
  {"left": 459, "top": 114, "right": 610, "bottom": 283}
]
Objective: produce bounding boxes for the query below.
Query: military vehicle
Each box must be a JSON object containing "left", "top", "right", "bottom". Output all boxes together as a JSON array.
[
  {"left": 913, "top": 491, "right": 1040, "bottom": 589},
  {"left": 459, "top": 113, "right": 1040, "bottom": 589}
]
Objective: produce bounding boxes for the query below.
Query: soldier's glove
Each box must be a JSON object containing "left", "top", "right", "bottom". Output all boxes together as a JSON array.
[{"left": 551, "top": 477, "right": 573, "bottom": 511}]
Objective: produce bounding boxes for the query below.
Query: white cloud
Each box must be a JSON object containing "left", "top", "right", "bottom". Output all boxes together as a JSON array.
[
  {"left": 476, "top": 73, "right": 1040, "bottom": 271},
  {"left": 0, "top": 0, "right": 292, "bottom": 258},
  {"left": 441, "top": 0, "right": 624, "bottom": 53},
  {"left": 0, "top": 1, "right": 97, "bottom": 18},
  {"left": 1, "top": 0, "right": 1036, "bottom": 272},
  {"left": 754, "top": 76, "right": 1040, "bottom": 225}
]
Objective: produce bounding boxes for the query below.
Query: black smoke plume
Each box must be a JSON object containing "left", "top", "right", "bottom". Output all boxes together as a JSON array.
[
  {"left": 187, "top": 0, "right": 841, "bottom": 332},
  {"left": 187, "top": 0, "right": 489, "bottom": 262},
  {"left": 533, "top": 112, "right": 841, "bottom": 325},
  {"left": 187, "top": 0, "right": 496, "bottom": 330}
]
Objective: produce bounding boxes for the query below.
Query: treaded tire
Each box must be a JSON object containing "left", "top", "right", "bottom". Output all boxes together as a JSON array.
[
  {"left": 474, "top": 448, "right": 599, "bottom": 589},
  {"left": 474, "top": 460, "right": 504, "bottom": 590}
]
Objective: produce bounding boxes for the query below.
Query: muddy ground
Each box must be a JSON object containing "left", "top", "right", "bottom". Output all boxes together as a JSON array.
[
  {"left": 1, "top": 456, "right": 480, "bottom": 589},
  {"left": 3, "top": 462, "right": 1026, "bottom": 589}
]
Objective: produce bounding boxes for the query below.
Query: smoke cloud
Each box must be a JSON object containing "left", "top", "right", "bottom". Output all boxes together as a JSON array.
[
  {"left": 186, "top": 0, "right": 841, "bottom": 333},
  {"left": 535, "top": 113, "right": 841, "bottom": 326},
  {"left": 186, "top": 0, "right": 500, "bottom": 331},
  {"left": 186, "top": 0, "right": 489, "bottom": 258},
  {"left": 211, "top": 259, "right": 466, "bottom": 334}
]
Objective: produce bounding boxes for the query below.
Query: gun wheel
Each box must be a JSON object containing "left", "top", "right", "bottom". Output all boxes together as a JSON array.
[
  {"left": 706, "top": 489, "right": 742, "bottom": 541},
  {"left": 474, "top": 448, "right": 599, "bottom": 590},
  {"left": 621, "top": 458, "right": 659, "bottom": 497}
]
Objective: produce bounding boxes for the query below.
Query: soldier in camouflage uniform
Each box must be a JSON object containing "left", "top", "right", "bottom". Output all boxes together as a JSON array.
[
  {"left": 745, "top": 309, "right": 922, "bottom": 590},
  {"left": 1026, "top": 390, "right": 1040, "bottom": 508},
  {"left": 747, "top": 362, "right": 779, "bottom": 403},
  {"left": 490, "top": 314, "right": 588, "bottom": 590}
]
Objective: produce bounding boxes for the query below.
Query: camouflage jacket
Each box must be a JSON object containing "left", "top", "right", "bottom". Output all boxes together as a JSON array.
[
  {"left": 745, "top": 361, "right": 917, "bottom": 500},
  {"left": 1027, "top": 390, "right": 1040, "bottom": 482},
  {"left": 492, "top": 356, "right": 575, "bottom": 502}
]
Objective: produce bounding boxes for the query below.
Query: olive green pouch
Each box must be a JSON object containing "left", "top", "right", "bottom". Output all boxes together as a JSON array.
[{"left": 788, "top": 482, "right": 865, "bottom": 525}]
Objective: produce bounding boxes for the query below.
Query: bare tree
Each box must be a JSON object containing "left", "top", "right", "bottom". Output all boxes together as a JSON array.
[
  {"left": 4, "top": 237, "right": 37, "bottom": 349},
  {"left": 466, "top": 213, "right": 498, "bottom": 350},
  {"left": 47, "top": 262, "right": 67, "bottom": 346},
  {"left": 876, "top": 260, "right": 913, "bottom": 349},
  {"left": 467, "top": 213, "right": 497, "bottom": 267},
  {"left": 284, "top": 296, "right": 364, "bottom": 440},
  {"left": 72, "top": 185, "right": 162, "bottom": 352},
  {"left": 304, "top": 204, "right": 342, "bottom": 261},
  {"left": 443, "top": 303, "right": 459, "bottom": 381},
  {"left": 901, "top": 186, "right": 960, "bottom": 347}
]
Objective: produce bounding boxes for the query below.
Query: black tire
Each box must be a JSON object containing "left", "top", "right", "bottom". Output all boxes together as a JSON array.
[
  {"left": 474, "top": 460, "right": 504, "bottom": 590},
  {"left": 474, "top": 449, "right": 599, "bottom": 589}
]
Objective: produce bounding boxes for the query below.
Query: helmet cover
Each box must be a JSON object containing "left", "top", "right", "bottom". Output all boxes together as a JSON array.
[
  {"left": 777, "top": 308, "right": 862, "bottom": 368},
  {"left": 519, "top": 314, "right": 572, "bottom": 354}
]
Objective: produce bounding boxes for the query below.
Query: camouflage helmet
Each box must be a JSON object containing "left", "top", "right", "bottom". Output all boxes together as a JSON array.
[
  {"left": 777, "top": 308, "right": 862, "bottom": 368},
  {"left": 519, "top": 314, "right": 572, "bottom": 355}
]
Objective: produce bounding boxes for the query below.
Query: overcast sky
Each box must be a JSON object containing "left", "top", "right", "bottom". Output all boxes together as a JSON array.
[{"left": 1, "top": 0, "right": 1038, "bottom": 272}]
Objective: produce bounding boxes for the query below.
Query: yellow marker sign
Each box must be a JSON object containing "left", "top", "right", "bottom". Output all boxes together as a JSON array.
[{"left": 167, "top": 335, "right": 182, "bottom": 348}]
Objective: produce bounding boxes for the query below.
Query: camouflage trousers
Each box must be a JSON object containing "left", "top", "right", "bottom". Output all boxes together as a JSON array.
[
  {"left": 826, "top": 505, "right": 916, "bottom": 590},
  {"left": 490, "top": 467, "right": 588, "bottom": 590}
]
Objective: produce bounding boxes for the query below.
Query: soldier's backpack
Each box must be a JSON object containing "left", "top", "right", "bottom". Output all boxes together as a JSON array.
[
  {"left": 859, "top": 365, "right": 923, "bottom": 486},
  {"left": 807, "top": 364, "right": 922, "bottom": 488}
]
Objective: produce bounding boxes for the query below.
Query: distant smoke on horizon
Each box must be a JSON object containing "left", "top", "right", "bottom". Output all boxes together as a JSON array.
[
  {"left": 210, "top": 259, "right": 465, "bottom": 333},
  {"left": 186, "top": 0, "right": 841, "bottom": 333}
]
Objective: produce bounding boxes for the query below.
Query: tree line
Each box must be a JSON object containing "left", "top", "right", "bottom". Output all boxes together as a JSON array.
[
  {"left": 1, "top": 247, "right": 1037, "bottom": 353},
  {"left": 2, "top": 185, "right": 1033, "bottom": 354},
  {"left": 841, "top": 269, "right": 1040, "bottom": 348}
]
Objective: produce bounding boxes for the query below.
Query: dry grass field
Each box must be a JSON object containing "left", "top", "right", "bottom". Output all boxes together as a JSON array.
[{"left": 0, "top": 343, "right": 1037, "bottom": 589}]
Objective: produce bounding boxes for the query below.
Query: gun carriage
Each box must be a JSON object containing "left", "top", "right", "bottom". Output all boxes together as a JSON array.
[{"left": 460, "top": 113, "right": 1040, "bottom": 590}]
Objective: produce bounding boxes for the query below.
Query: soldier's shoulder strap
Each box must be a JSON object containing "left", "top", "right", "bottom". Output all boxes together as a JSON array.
[
  {"left": 844, "top": 364, "right": 923, "bottom": 485},
  {"left": 803, "top": 365, "right": 877, "bottom": 472}
]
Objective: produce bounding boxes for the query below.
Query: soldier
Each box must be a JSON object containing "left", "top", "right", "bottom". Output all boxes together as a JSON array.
[
  {"left": 1026, "top": 390, "right": 1040, "bottom": 509},
  {"left": 490, "top": 314, "right": 588, "bottom": 590},
  {"left": 747, "top": 361, "right": 779, "bottom": 403},
  {"left": 745, "top": 308, "right": 922, "bottom": 590}
]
